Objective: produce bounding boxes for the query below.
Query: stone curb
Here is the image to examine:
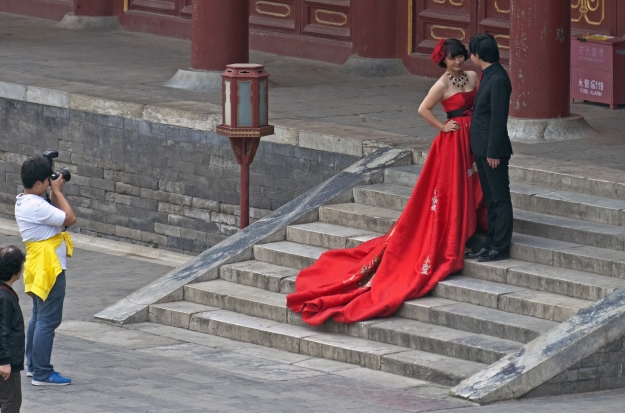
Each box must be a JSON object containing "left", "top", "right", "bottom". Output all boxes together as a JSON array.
[
  {"left": 93, "top": 148, "right": 412, "bottom": 325},
  {"left": 0, "top": 218, "right": 191, "bottom": 267},
  {"left": 0, "top": 78, "right": 418, "bottom": 159},
  {"left": 450, "top": 286, "right": 625, "bottom": 404}
]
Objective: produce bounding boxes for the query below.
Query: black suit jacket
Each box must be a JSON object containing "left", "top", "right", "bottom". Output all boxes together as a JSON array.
[{"left": 470, "top": 62, "right": 513, "bottom": 159}]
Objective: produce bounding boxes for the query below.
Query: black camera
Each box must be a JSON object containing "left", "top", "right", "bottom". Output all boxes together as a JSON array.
[{"left": 43, "top": 150, "right": 71, "bottom": 182}]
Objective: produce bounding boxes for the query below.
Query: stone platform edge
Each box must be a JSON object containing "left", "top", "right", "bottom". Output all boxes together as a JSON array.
[
  {"left": 3, "top": 77, "right": 625, "bottom": 199},
  {"left": 0, "top": 79, "right": 430, "bottom": 162},
  {"left": 451, "top": 286, "right": 625, "bottom": 404},
  {"left": 93, "top": 148, "right": 412, "bottom": 325}
]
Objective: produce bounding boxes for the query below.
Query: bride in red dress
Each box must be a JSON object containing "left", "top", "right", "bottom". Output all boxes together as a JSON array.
[{"left": 287, "top": 39, "right": 484, "bottom": 326}]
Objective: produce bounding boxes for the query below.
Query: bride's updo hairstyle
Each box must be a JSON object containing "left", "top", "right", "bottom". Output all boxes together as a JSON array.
[{"left": 430, "top": 38, "right": 469, "bottom": 68}]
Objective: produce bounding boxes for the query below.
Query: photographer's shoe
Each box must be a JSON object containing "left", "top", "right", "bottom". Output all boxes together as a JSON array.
[
  {"left": 27, "top": 370, "right": 32, "bottom": 377},
  {"left": 31, "top": 371, "right": 71, "bottom": 386}
]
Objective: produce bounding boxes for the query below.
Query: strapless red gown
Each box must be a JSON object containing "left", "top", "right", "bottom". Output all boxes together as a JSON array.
[{"left": 287, "top": 90, "right": 484, "bottom": 326}]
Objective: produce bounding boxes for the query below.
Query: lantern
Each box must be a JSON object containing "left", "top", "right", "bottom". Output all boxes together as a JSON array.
[{"left": 216, "top": 64, "right": 274, "bottom": 229}]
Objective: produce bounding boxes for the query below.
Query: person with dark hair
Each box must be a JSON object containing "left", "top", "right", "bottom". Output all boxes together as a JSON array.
[
  {"left": 15, "top": 156, "right": 76, "bottom": 386},
  {"left": 0, "top": 246, "right": 26, "bottom": 413},
  {"left": 286, "top": 38, "right": 486, "bottom": 325},
  {"left": 465, "top": 33, "right": 513, "bottom": 262}
]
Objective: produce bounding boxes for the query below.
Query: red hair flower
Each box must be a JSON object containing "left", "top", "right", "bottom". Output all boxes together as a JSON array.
[{"left": 430, "top": 38, "right": 446, "bottom": 64}]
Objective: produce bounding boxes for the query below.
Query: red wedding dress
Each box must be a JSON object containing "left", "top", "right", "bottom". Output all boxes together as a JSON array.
[{"left": 286, "top": 90, "right": 484, "bottom": 326}]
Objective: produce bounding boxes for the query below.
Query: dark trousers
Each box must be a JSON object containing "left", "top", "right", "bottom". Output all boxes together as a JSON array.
[
  {"left": 26, "top": 272, "right": 66, "bottom": 381},
  {"left": 475, "top": 156, "right": 513, "bottom": 252},
  {"left": 0, "top": 372, "right": 22, "bottom": 413}
]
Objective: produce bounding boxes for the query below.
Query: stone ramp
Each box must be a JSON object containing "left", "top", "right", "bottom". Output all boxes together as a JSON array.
[{"left": 134, "top": 160, "right": 625, "bottom": 397}]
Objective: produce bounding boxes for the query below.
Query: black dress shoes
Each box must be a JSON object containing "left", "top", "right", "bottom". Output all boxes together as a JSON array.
[
  {"left": 477, "top": 249, "right": 510, "bottom": 262},
  {"left": 464, "top": 248, "right": 489, "bottom": 259}
]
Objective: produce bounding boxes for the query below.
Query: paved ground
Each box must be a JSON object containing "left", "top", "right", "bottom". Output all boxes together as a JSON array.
[
  {"left": 1, "top": 13, "right": 624, "bottom": 170},
  {"left": 3, "top": 230, "right": 625, "bottom": 412}
]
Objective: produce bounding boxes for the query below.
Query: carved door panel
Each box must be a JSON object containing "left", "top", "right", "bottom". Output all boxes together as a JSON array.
[
  {"left": 250, "top": 0, "right": 300, "bottom": 34},
  {"left": 301, "top": 0, "right": 351, "bottom": 41},
  {"left": 477, "top": 0, "right": 510, "bottom": 59},
  {"left": 413, "top": 0, "right": 478, "bottom": 54},
  {"left": 249, "top": 0, "right": 350, "bottom": 41},
  {"left": 571, "top": 0, "right": 615, "bottom": 36}
]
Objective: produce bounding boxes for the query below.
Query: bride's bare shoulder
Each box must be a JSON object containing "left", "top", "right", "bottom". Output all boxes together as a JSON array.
[{"left": 465, "top": 70, "right": 479, "bottom": 79}]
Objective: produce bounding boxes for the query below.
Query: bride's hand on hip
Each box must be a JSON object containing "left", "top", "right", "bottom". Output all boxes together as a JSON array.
[{"left": 442, "top": 121, "right": 460, "bottom": 133}]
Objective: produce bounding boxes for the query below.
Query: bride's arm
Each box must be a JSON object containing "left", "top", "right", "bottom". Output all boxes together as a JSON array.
[{"left": 418, "top": 81, "right": 459, "bottom": 132}]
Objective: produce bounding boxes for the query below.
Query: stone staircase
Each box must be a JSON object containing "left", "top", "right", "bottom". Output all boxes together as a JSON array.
[{"left": 147, "top": 164, "right": 625, "bottom": 391}]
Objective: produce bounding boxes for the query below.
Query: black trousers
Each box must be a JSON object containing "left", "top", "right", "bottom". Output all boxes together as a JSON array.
[
  {"left": 475, "top": 156, "right": 513, "bottom": 252},
  {"left": 0, "top": 371, "right": 22, "bottom": 413}
]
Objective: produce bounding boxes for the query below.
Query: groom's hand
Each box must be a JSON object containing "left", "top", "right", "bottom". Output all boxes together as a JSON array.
[{"left": 487, "top": 158, "right": 500, "bottom": 169}]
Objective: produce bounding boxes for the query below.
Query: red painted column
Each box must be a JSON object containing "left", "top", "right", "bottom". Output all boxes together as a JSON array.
[
  {"left": 73, "top": 0, "right": 113, "bottom": 16},
  {"left": 352, "top": 0, "right": 397, "bottom": 58},
  {"left": 192, "top": 0, "right": 249, "bottom": 71},
  {"left": 509, "top": 0, "right": 570, "bottom": 119}
]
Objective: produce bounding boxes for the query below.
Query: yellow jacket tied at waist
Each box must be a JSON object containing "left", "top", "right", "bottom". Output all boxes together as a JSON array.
[{"left": 23, "top": 232, "right": 73, "bottom": 301}]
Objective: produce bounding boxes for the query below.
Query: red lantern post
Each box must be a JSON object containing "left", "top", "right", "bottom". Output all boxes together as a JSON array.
[{"left": 216, "top": 64, "right": 274, "bottom": 229}]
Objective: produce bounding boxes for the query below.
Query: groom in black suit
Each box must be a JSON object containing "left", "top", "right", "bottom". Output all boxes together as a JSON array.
[{"left": 466, "top": 33, "right": 513, "bottom": 262}]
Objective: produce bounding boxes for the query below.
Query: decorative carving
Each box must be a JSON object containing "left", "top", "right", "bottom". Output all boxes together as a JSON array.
[
  {"left": 494, "top": 0, "right": 510, "bottom": 14},
  {"left": 431, "top": 25, "right": 466, "bottom": 41},
  {"left": 255, "top": 1, "right": 291, "bottom": 18},
  {"left": 432, "top": 0, "right": 464, "bottom": 6},
  {"left": 494, "top": 34, "right": 510, "bottom": 50},
  {"left": 314, "top": 9, "right": 348, "bottom": 27},
  {"left": 571, "top": 0, "right": 605, "bottom": 26}
]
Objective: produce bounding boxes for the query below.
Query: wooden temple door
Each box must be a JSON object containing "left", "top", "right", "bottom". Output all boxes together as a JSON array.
[
  {"left": 411, "top": 0, "right": 478, "bottom": 55},
  {"left": 408, "top": 0, "right": 624, "bottom": 64},
  {"left": 249, "top": 0, "right": 351, "bottom": 42}
]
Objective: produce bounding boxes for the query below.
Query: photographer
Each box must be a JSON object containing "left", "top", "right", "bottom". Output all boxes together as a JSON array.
[
  {"left": 14, "top": 156, "right": 76, "bottom": 386},
  {"left": 0, "top": 246, "right": 26, "bottom": 413}
]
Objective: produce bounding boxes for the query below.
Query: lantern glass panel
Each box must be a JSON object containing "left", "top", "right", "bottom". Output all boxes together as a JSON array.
[
  {"left": 224, "top": 80, "right": 232, "bottom": 126},
  {"left": 237, "top": 80, "right": 253, "bottom": 127},
  {"left": 259, "top": 80, "right": 268, "bottom": 127}
]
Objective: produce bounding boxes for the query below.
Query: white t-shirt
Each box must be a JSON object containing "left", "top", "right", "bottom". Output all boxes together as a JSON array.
[{"left": 15, "top": 193, "right": 67, "bottom": 270}]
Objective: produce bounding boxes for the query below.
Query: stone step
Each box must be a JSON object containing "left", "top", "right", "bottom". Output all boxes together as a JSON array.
[
  {"left": 511, "top": 183, "right": 625, "bottom": 226},
  {"left": 462, "top": 258, "right": 625, "bottom": 302},
  {"left": 150, "top": 301, "right": 487, "bottom": 385},
  {"left": 432, "top": 275, "right": 593, "bottom": 322},
  {"left": 319, "top": 203, "right": 400, "bottom": 233},
  {"left": 384, "top": 165, "right": 421, "bottom": 187},
  {"left": 253, "top": 241, "right": 326, "bottom": 270},
  {"left": 353, "top": 184, "right": 413, "bottom": 212},
  {"left": 286, "top": 222, "right": 381, "bottom": 250},
  {"left": 184, "top": 280, "right": 289, "bottom": 323},
  {"left": 514, "top": 209, "right": 625, "bottom": 251},
  {"left": 367, "top": 318, "right": 522, "bottom": 365},
  {"left": 150, "top": 301, "right": 488, "bottom": 386},
  {"left": 182, "top": 274, "right": 543, "bottom": 347},
  {"left": 397, "top": 297, "right": 558, "bottom": 343},
  {"left": 219, "top": 260, "right": 299, "bottom": 294},
  {"left": 287, "top": 221, "right": 625, "bottom": 280},
  {"left": 359, "top": 178, "right": 625, "bottom": 226},
  {"left": 513, "top": 234, "right": 625, "bottom": 279},
  {"left": 256, "top": 232, "right": 603, "bottom": 320}
]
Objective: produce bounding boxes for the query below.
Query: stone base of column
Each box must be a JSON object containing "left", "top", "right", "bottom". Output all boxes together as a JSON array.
[
  {"left": 163, "top": 69, "right": 222, "bottom": 92},
  {"left": 341, "top": 56, "right": 409, "bottom": 77},
  {"left": 57, "top": 13, "right": 121, "bottom": 31},
  {"left": 508, "top": 114, "right": 594, "bottom": 143}
]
